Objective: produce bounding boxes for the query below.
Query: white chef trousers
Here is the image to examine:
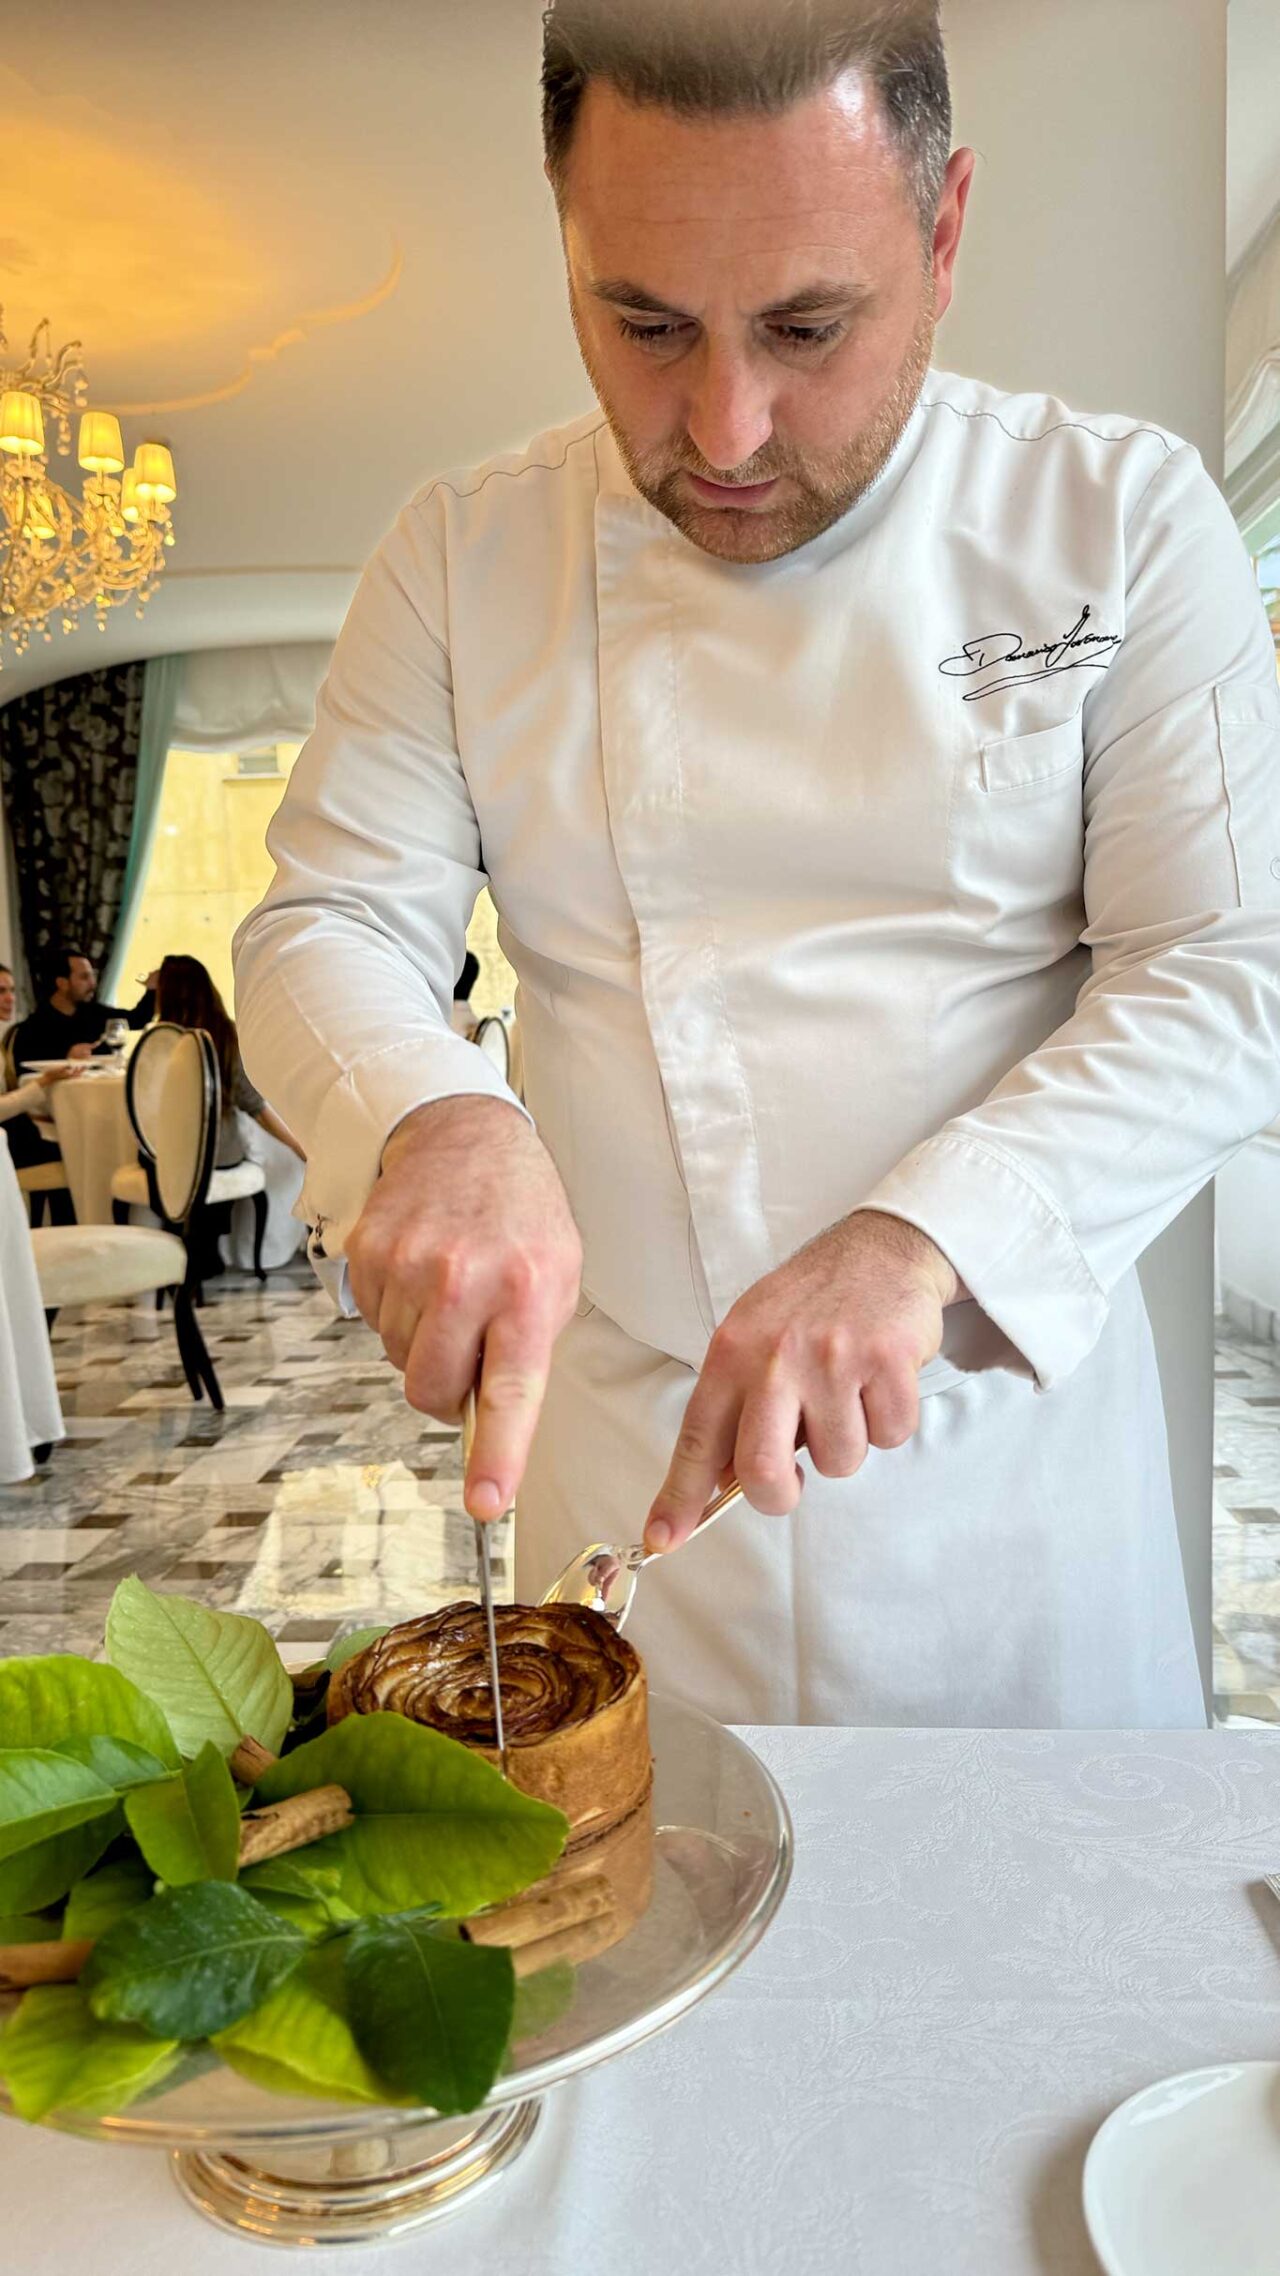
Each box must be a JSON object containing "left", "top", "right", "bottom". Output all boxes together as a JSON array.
[{"left": 515, "top": 1269, "right": 1206, "bottom": 1730}]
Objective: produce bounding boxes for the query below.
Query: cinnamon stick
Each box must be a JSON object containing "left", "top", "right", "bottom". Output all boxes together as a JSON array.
[
  {"left": 236, "top": 1783, "right": 353, "bottom": 1866},
  {"left": 229, "top": 1734, "right": 278, "bottom": 1784},
  {"left": 0, "top": 1938, "right": 94, "bottom": 1989},
  {"left": 463, "top": 1871, "right": 613, "bottom": 1952}
]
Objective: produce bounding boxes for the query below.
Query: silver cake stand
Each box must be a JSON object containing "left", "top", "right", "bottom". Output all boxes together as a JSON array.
[{"left": 0, "top": 1696, "right": 792, "bottom": 2248}]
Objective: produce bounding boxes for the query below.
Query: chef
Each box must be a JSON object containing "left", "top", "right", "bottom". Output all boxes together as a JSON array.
[{"left": 234, "top": 0, "right": 1280, "bottom": 1729}]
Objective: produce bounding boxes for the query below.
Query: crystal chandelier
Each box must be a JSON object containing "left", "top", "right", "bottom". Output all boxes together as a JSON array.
[{"left": 0, "top": 308, "right": 178, "bottom": 671}]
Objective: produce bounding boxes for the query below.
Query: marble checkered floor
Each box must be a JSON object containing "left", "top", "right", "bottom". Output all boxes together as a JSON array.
[
  {"left": 0, "top": 1260, "right": 508, "bottom": 1664},
  {"left": 1212, "top": 1315, "right": 1280, "bottom": 1723},
  {"left": 1, "top": 1266, "right": 1278, "bottom": 1723}
]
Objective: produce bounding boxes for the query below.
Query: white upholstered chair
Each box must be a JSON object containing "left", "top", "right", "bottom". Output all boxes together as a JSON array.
[
  {"left": 110, "top": 1021, "right": 267, "bottom": 1279},
  {"left": 472, "top": 1008, "right": 524, "bottom": 1100},
  {"left": 31, "top": 1026, "right": 225, "bottom": 1410}
]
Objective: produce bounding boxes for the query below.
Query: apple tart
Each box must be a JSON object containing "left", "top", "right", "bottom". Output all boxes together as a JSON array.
[{"left": 327, "top": 1601, "right": 652, "bottom": 1847}]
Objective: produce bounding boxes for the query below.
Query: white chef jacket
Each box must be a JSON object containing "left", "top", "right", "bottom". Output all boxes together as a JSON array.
[{"left": 234, "top": 367, "right": 1280, "bottom": 1730}]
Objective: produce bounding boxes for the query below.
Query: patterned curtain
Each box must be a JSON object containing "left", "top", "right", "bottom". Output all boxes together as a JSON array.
[{"left": 0, "top": 659, "right": 144, "bottom": 980}]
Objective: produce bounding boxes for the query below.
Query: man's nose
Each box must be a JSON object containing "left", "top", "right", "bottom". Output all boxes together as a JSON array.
[{"left": 684, "top": 346, "right": 774, "bottom": 474}]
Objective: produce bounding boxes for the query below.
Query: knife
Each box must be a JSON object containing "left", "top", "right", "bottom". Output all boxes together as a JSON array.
[{"left": 462, "top": 1386, "right": 509, "bottom": 1776}]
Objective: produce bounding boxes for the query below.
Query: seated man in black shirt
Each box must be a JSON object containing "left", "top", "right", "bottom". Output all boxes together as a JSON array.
[
  {"left": 11, "top": 947, "right": 154, "bottom": 1069},
  {"left": 7, "top": 948, "right": 154, "bottom": 1184}
]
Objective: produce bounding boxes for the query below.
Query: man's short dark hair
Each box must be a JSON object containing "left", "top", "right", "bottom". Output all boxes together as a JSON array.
[
  {"left": 542, "top": 0, "right": 951, "bottom": 236},
  {"left": 50, "top": 946, "right": 88, "bottom": 983}
]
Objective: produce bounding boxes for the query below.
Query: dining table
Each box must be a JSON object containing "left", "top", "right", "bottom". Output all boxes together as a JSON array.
[
  {"left": 2, "top": 1720, "right": 1279, "bottom": 2274},
  {"left": 34, "top": 1056, "right": 304, "bottom": 1268},
  {"left": 0, "top": 1127, "right": 63, "bottom": 1483},
  {"left": 42, "top": 1060, "right": 133, "bottom": 1228}
]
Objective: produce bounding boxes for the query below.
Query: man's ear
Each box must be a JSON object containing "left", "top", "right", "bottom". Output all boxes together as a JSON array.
[{"left": 932, "top": 147, "right": 977, "bottom": 323}]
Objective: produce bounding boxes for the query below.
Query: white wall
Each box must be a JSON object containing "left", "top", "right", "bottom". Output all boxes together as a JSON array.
[{"left": 941, "top": 0, "right": 1228, "bottom": 1705}]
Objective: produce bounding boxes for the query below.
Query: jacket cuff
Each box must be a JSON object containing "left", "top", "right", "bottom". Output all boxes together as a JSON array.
[
  {"left": 299, "top": 1034, "right": 531, "bottom": 1267},
  {"left": 860, "top": 1132, "right": 1109, "bottom": 1390}
]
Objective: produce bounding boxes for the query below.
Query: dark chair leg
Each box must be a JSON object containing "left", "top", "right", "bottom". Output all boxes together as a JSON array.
[
  {"left": 43, "top": 1309, "right": 58, "bottom": 1334},
  {"left": 251, "top": 1189, "right": 268, "bottom": 1281},
  {"left": 49, "top": 1187, "right": 75, "bottom": 1227},
  {"left": 171, "top": 1284, "right": 205, "bottom": 1403},
  {"left": 31, "top": 1442, "right": 52, "bottom": 1466},
  {"left": 173, "top": 1281, "right": 224, "bottom": 1413}
]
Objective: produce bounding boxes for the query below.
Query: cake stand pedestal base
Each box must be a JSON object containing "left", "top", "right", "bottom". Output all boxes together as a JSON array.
[{"left": 172, "top": 2097, "right": 542, "bottom": 2247}]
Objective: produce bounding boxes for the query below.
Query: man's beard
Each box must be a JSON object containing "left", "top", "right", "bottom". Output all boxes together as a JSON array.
[{"left": 584, "top": 295, "right": 936, "bottom": 564}]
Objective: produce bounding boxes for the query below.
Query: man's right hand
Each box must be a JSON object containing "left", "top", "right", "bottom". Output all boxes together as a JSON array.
[{"left": 346, "top": 1095, "right": 582, "bottom": 1523}]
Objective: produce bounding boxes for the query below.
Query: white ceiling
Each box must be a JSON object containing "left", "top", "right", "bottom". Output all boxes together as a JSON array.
[
  {"left": 0, "top": 0, "right": 592, "bottom": 701},
  {"left": 1, "top": 0, "right": 1277, "bottom": 704}
]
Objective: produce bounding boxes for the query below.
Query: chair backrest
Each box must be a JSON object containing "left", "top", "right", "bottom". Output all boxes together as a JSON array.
[
  {"left": 152, "top": 1028, "right": 220, "bottom": 1228},
  {"left": 125, "top": 1022, "right": 184, "bottom": 1160},
  {"left": 472, "top": 1012, "right": 511, "bottom": 1086},
  {"left": 472, "top": 1008, "right": 523, "bottom": 1099}
]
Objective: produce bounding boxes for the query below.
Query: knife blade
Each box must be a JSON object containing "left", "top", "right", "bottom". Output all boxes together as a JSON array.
[{"left": 462, "top": 1387, "right": 508, "bottom": 1776}]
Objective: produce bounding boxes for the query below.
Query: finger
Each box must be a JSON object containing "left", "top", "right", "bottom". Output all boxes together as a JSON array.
[
  {"left": 465, "top": 1308, "right": 555, "bottom": 1520},
  {"left": 375, "top": 1286, "right": 420, "bottom": 1375},
  {"left": 346, "top": 1241, "right": 387, "bottom": 1335},
  {"left": 861, "top": 1368, "right": 921, "bottom": 1453},
  {"left": 645, "top": 1372, "right": 741, "bottom": 1553},
  {"left": 801, "top": 1390, "right": 870, "bottom": 1480},
  {"left": 401, "top": 1297, "right": 485, "bottom": 1422},
  {"left": 733, "top": 1380, "right": 805, "bottom": 1516}
]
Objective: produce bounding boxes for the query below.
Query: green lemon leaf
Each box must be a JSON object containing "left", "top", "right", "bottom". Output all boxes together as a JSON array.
[
  {"left": 105, "top": 1580, "right": 292, "bottom": 1759},
  {"left": 239, "top": 1859, "right": 358, "bottom": 1936},
  {"left": 511, "top": 1959, "right": 577, "bottom": 2046},
  {"left": 62, "top": 1857, "right": 155, "bottom": 1941},
  {"left": 0, "top": 1915, "right": 60, "bottom": 1945},
  {"left": 324, "top": 1628, "right": 387, "bottom": 1675},
  {"left": 0, "top": 1656, "right": 178, "bottom": 1768},
  {"left": 344, "top": 1910, "right": 515, "bottom": 2116},
  {"left": 0, "top": 1817, "right": 121, "bottom": 1914},
  {"left": 0, "top": 1985, "right": 179, "bottom": 2122},
  {"left": 52, "top": 1737, "right": 171, "bottom": 1793},
  {"left": 124, "top": 1743, "right": 240, "bottom": 1887},
  {"left": 0, "top": 1751, "right": 119, "bottom": 1864},
  {"left": 255, "top": 1714, "right": 568, "bottom": 1918},
  {"left": 215, "top": 1942, "right": 394, "bottom": 2106},
  {"left": 83, "top": 1882, "right": 307, "bottom": 2040}
]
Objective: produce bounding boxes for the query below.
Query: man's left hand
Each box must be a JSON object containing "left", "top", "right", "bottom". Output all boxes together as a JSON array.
[{"left": 644, "top": 1211, "right": 959, "bottom": 1552}]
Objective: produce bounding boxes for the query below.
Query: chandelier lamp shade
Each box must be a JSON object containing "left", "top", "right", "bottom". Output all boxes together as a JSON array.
[{"left": 0, "top": 309, "right": 178, "bottom": 670}]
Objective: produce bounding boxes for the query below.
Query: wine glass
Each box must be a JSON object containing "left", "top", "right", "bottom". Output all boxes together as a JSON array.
[{"left": 102, "top": 1017, "right": 128, "bottom": 1056}]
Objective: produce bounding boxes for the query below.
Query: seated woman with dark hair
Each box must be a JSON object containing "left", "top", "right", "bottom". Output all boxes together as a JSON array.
[
  {"left": 152, "top": 956, "right": 304, "bottom": 1279},
  {"left": 154, "top": 956, "right": 304, "bottom": 1168}
]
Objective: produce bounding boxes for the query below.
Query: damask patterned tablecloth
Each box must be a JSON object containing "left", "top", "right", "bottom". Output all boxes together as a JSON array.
[{"left": 3, "top": 1725, "right": 1280, "bottom": 2274}]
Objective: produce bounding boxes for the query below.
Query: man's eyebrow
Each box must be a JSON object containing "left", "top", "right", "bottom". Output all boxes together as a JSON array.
[{"left": 588, "top": 277, "right": 866, "bottom": 319}]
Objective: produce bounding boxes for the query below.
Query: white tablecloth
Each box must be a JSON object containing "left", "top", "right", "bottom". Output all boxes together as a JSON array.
[
  {"left": 4, "top": 1724, "right": 1280, "bottom": 2272},
  {"left": 43, "top": 1065, "right": 305, "bottom": 1268},
  {"left": 46, "top": 1066, "right": 132, "bottom": 1227},
  {"left": 0, "top": 1130, "right": 62, "bottom": 1483}
]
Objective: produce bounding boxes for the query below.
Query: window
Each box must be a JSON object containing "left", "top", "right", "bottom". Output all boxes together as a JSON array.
[{"left": 117, "top": 742, "right": 516, "bottom": 1015}]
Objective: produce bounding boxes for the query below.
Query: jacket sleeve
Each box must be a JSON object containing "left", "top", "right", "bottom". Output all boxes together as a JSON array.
[
  {"left": 862, "top": 444, "right": 1280, "bottom": 1388},
  {"left": 232, "top": 488, "right": 527, "bottom": 1268}
]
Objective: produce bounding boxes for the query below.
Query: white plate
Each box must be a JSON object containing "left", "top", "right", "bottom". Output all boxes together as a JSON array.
[{"left": 1084, "top": 2062, "right": 1280, "bottom": 2276}]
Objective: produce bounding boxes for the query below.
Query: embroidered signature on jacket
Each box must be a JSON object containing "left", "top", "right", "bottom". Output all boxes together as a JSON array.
[{"left": 939, "top": 605, "right": 1122, "bottom": 701}]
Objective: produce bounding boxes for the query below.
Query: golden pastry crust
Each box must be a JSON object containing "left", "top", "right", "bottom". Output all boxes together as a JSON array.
[{"left": 327, "top": 1602, "right": 652, "bottom": 1845}]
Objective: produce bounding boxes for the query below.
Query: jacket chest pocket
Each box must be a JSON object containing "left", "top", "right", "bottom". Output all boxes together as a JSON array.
[{"left": 947, "top": 716, "right": 1086, "bottom": 942}]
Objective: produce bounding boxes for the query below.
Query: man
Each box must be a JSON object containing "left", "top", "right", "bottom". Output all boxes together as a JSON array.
[
  {"left": 12, "top": 949, "right": 153, "bottom": 1068},
  {"left": 235, "top": 0, "right": 1280, "bottom": 1728}
]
